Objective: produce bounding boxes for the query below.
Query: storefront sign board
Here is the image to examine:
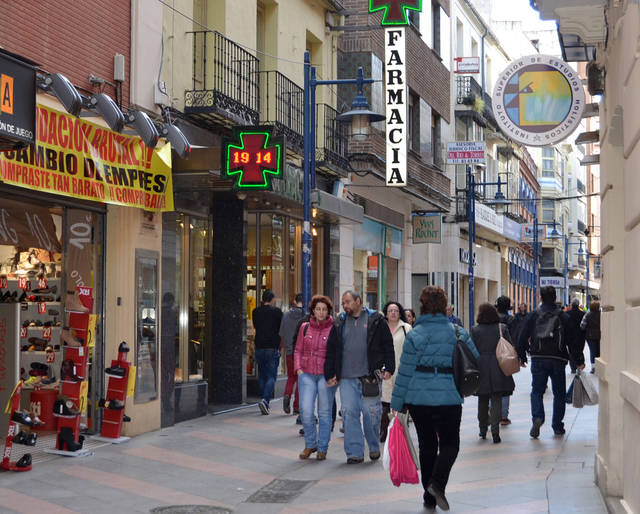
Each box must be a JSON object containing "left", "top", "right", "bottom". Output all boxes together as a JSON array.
[
  {"left": 459, "top": 248, "right": 477, "bottom": 266},
  {"left": 475, "top": 202, "right": 503, "bottom": 235},
  {"left": 454, "top": 57, "right": 480, "bottom": 74},
  {"left": 412, "top": 214, "right": 441, "bottom": 244},
  {"left": 503, "top": 216, "right": 522, "bottom": 242},
  {"left": 492, "top": 55, "right": 585, "bottom": 146},
  {"left": 0, "top": 104, "right": 173, "bottom": 211},
  {"left": 522, "top": 223, "right": 547, "bottom": 242},
  {"left": 0, "top": 51, "right": 36, "bottom": 148},
  {"left": 447, "top": 141, "right": 485, "bottom": 164},
  {"left": 540, "top": 276, "right": 565, "bottom": 288}
]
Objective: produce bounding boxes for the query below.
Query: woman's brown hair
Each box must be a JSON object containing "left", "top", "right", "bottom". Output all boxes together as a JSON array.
[
  {"left": 419, "top": 286, "right": 448, "bottom": 315},
  {"left": 590, "top": 301, "right": 600, "bottom": 311},
  {"left": 476, "top": 302, "right": 500, "bottom": 324},
  {"left": 309, "top": 295, "right": 334, "bottom": 315}
]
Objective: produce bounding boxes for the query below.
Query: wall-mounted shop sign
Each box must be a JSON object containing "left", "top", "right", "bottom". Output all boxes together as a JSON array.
[
  {"left": 0, "top": 50, "right": 36, "bottom": 149},
  {"left": 446, "top": 141, "right": 485, "bottom": 164},
  {"left": 522, "top": 223, "right": 547, "bottom": 242},
  {"left": 272, "top": 164, "right": 302, "bottom": 203},
  {"left": 492, "top": 55, "right": 585, "bottom": 146},
  {"left": 385, "top": 28, "right": 407, "bottom": 186},
  {"left": 370, "top": 1, "right": 421, "bottom": 187},
  {"left": 503, "top": 216, "right": 522, "bottom": 243},
  {"left": 413, "top": 214, "right": 441, "bottom": 244},
  {"left": 459, "top": 248, "right": 477, "bottom": 266},
  {"left": 540, "top": 276, "right": 565, "bottom": 288},
  {"left": 475, "top": 202, "right": 503, "bottom": 235},
  {"left": 454, "top": 57, "right": 480, "bottom": 74},
  {"left": 222, "top": 126, "right": 284, "bottom": 190},
  {"left": 0, "top": 104, "right": 173, "bottom": 211}
]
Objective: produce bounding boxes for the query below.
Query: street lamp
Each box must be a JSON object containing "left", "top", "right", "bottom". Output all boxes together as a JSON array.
[
  {"left": 576, "top": 241, "right": 591, "bottom": 306},
  {"left": 467, "top": 168, "right": 511, "bottom": 326},
  {"left": 302, "top": 51, "right": 383, "bottom": 312}
]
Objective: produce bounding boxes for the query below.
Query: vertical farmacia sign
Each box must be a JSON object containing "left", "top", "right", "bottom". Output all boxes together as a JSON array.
[
  {"left": 492, "top": 55, "right": 585, "bottom": 146},
  {"left": 369, "top": 1, "right": 422, "bottom": 186}
]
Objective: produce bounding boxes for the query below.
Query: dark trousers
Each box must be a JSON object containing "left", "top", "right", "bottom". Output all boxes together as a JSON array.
[
  {"left": 380, "top": 402, "right": 391, "bottom": 442},
  {"left": 531, "top": 358, "right": 566, "bottom": 430},
  {"left": 587, "top": 339, "right": 600, "bottom": 364},
  {"left": 477, "top": 393, "right": 502, "bottom": 436},
  {"left": 408, "top": 404, "right": 462, "bottom": 497},
  {"left": 284, "top": 354, "right": 300, "bottom": 411}
]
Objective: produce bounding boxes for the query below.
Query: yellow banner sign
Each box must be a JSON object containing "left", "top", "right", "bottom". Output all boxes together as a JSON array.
[{"left": 0, "top": 104, "right": 174, "bottom": 211}]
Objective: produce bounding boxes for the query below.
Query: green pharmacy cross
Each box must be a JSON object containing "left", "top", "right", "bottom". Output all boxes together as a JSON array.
[
  {"left": 222, "top": 127, "right": 285, "bottom": 189},
  {"left": 369, "top": 0, "right": 422, "bottom": 25}
]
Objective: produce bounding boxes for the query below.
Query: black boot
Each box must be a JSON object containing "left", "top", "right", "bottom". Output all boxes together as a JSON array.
[{"left": 58, "top": 427, "right": 82, "bottom": 451}]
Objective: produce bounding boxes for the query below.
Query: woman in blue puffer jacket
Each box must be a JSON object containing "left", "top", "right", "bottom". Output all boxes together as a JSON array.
[{"left": 391, "top": 286, "right": 479, "bottom": 512}]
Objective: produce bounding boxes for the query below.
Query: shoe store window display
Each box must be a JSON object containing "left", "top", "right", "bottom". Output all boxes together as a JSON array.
[{"left": 294, "top": 295, "right": 339, "bottom": 461}]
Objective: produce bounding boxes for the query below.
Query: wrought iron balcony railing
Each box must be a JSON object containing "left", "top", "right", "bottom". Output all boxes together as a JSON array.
[
  {"left": 455, "top": 75, "right": 494, "bottom": 124},
  {"left": 259, "top": 70, "right": 304, "bottom": 153},
  {"left": 315, "top": 103, "right": 348, "bottom": 171},
  {"left": 185, "top": 31, "right": 260, "bottom": 127}
]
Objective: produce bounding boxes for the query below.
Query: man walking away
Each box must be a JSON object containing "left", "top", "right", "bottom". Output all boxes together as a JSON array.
[
  {"left": 495, "top": 296, "right": 515, "bottom": 426},
  {"left": 252, "top": 289, "right": 283, "bottom": 414},
  {"left": 324, "top": 291, "right": 394, "bottom": 464},
  {"left": 280, "top": 293, "right": 304, "bottom": 414},
  {"left": 517, "top": 287, "right": 585, "bottom": 438}
]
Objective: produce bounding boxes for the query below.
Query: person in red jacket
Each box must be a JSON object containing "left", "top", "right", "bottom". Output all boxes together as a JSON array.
[{"left": 294, "top": 295, "right": 339, "bottom": 461}]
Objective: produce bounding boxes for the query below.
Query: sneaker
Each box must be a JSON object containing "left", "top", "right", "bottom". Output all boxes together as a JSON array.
[
  {"left": 553, "top": 426, "right": 566, "bottom": 435},
  {"left": 369, "top": 450, "right": 381, "bottom": 461},
  {"left": 295, "top": 415, "right": 302, "bottom": 425},
  {"left": 347, "top": 456, "right": 364, "bottom": 464},
  {"left": 299, "top": 428, "right": 304, "bottom": 436},
  {"left": 500, "top": 418, "right": 511, "bottom": 426},
  {"left": 283, "top": 394, "right": 291, "bottom": 414},
  {"left": 530, "top": 418, "right": 543, "bottom": 439},
  {"left": 258, "top": 399, "right": 269, "bottom": 415}
]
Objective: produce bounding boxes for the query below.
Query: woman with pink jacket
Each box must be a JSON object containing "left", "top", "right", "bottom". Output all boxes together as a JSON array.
[{"left": 294, "top": 294, "right": 339, "bottom": 460}]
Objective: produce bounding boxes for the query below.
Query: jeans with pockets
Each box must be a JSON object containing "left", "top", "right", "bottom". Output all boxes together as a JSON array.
[
  {"left": 339, "top": 377, "right": 382, "bottom": 458},
  {"left": 298, "top": 373, "right": 337, "bottom": 452},
  {"left": 530, "top": 358, "right": 567, "bottom": 430},
  {"left": 256, "top": 348, "right": 280, "bottom": 406}
]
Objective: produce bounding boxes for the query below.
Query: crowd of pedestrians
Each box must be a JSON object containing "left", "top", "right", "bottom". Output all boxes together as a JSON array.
[{"left": 250, "top": 284, "right": 599, "bottom": 512}]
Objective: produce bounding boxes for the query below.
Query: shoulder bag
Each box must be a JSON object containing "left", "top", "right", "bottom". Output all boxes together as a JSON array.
[
  {"left": 496, "top": 323, "right": 520, "bottom": 376},
  {"left": 452, "top": 324, "right": 480, "bottom": 397}
]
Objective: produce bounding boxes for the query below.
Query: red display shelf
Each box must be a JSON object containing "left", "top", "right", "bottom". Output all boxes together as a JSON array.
[{"left": 1, "top": 381, "right": 32, "bottom": 472}]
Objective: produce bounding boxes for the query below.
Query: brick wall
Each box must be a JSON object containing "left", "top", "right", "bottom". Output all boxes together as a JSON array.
[
  {"left": 339, "top": 0, "right": 450, "bottom": 122},
  {"left": 0, "top": 1, "right": 131, "bottom": 107}
]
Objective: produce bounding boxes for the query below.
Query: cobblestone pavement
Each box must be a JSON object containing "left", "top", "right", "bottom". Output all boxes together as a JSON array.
[{"left": 0, "top": 367, "right": 606, "bottom": 513}]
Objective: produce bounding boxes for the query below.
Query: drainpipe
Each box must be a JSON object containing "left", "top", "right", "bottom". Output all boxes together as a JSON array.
[{"left": 481, "top": 27, "right": 488, "bottom": 99}]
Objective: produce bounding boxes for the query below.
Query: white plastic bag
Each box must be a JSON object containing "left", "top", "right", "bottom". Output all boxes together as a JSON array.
[{"left": 382, "top": 416, "right": 394, "bottom": 470}]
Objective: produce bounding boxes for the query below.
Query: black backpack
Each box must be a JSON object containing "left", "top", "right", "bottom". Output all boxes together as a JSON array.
[
  {"left": 452, "top": 324, "right": 480, "bottom": 397},
  {"left": 533, "top": 307, "right": 564, "bottom": 354}
]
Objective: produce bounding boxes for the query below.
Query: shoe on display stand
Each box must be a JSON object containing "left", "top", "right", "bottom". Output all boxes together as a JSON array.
[
  {"left": 12, "top": 431, "right": 28, "bottom": 445},
  {"left": 64, "top": 291, "right": 89, "bottom": 313},
  {"left": 15, "top": 454, "right": 32, "bottom": 469},
  {"left": 2, "top": 381, "right": 33, "bottom": 472},
  {"left": 60, "top": 328, "right": 83, "bottom": 347},
  {"left": 105, "top": 365, "right": 126, "bottom": 379}
]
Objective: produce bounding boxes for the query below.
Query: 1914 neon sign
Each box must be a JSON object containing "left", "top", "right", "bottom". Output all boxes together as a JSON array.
[{"left": 222, "top": 126, "right": 285, "bottom": 189}]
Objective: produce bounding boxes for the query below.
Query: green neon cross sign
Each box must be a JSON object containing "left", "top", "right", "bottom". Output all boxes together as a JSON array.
[
  {"left": 222, "top": 127, "right": 285, "bottom": 189},
  {"left": 369, "top": 0, "right": 422, "bottom": 26}
]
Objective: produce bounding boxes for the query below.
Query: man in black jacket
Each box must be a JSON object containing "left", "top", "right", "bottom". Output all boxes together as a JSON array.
[
  {"left": 517, "top": 287, "right": 585, "bottom": 438},
  {"left": 324, "top": 290, "right": 394, "bottom": 464}
]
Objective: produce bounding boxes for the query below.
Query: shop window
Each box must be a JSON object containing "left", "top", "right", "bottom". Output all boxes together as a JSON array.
[{"left": 135, "top": 249, "right": 159, "bottom": 403}]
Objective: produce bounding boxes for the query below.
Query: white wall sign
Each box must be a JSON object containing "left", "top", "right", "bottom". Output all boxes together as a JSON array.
[
  {"left": 385, "top": 27, "right": 407, "bottom": 187},
  {"left": 454, "top": 57, "right": 480, "bottom": 74},
  {"left": 540, "top": 276, "right": 565, "bottom": 288},
  {"left": 447, "top": 141, "right": 485, "bottom": 164},
  {"left": 492, "top": 55, "right": 585, "bottom": 146},
  {"left": 522, "top": 224, "right": 546, "bottom": 242},
  {"left": 475, "top": 202, "right": 504, "bottom": 235}
]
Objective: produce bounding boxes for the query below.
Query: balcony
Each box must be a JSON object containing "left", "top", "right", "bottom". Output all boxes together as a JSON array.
[
  {"left": 577, "top": 178, "right": 586, "bottom": 194},
  {"left": 455, "top": 76, "right": 495, "bottom": 126},
  {"left": 315, "top": 103, "right": 349, "bottom": 173},
  {"left": 259, "top": 70, "right": 304, "bottom": 154},
  {"left": 185, "top": 31, "right": 260, "bottom": 129}
]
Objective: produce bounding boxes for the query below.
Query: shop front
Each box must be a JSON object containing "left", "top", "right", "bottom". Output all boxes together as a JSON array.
[{"left": 0, "top": 94, "right": 174, "bottom": 441}]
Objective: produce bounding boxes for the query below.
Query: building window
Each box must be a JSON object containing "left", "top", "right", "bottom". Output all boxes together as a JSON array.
[
  {"left": 408, "top": 92, "right": 420, "bottom": 152},
  {"left": 432, "top": 1, "right": 440, "bottom": 55},
  {"left": 542, "top": 199, "right": 555, "bottom": 223},
  {"left": 432, "top": 112, "right": 442, "bottom": 166},
  {"left": 542, "top": 147, "right": 555, "bottom": 177},
  {"left": 542, "top": 247, "right": 556, "bottom": 268}
]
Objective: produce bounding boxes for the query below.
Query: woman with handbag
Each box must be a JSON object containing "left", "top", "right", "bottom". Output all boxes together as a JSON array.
[
  {"left": 380, "top": 301, "right": 412, "bottom": 443},
  {"left": 391, "top": 286, "right": 479, "bottom": 512},
  {"left": 470, "top": 303, "right": 516, "bottom": 444},
  {"left": 294, "top": 295, "right": 339, "bottom": 461}
]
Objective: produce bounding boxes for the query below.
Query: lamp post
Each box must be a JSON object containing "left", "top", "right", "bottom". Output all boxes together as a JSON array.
[
  {"left": 533, "top": 201, "right": 539, "bottom": 306},
  {"left": 563, "top": 235, "right": 585, "bottom": 306},
  {"left": 302, "top": 51, "right": 383, "bottom": 312},
  {"left": 576, "top": 242, "right": 590, "bottom": 307},
  {"left": 466, "top": 166, "right": 511, "bottom": 326}
]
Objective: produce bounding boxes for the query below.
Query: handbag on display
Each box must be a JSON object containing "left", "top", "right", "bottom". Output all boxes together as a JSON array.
[
  {"left": 452, "top": 324, "right": 480, "bottom": 397},
  {"left": 496, "top": 323, "right": 520, "bottom": 376}
]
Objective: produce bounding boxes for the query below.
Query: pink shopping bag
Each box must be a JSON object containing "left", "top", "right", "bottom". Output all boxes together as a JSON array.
[{"left": 388, "top": 414, "right": 420, "bottom": 487}]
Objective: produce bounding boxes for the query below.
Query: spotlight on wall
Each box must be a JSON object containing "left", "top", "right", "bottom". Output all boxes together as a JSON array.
[
  {"left": 158, "top": 123, "right": 191, "bottom": 159},
  {"left": 37, "top": 73, "right": 82, "bottom": 116},
  {"left": 125, "top": 110, "right": 159, "bottom": 149},
  {"left": 88, "top": 93, "right": 124, "bottom": 132}
]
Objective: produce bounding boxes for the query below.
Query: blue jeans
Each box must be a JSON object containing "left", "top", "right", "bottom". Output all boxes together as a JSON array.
[
  {"left": 339, "top": 377, "right": 382, "bottom": 458},
  {"left": 299, "top": 373, "right": 337, "bottom": 452},
  {"left": 502, "top": 396, "right": 510, "bottom": 419},
  {"left": 530, "top": 358, "right": 567, "bottom": 430},
  {"left": 256, "top": 348, "right": 280, "bottom": 405}
]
